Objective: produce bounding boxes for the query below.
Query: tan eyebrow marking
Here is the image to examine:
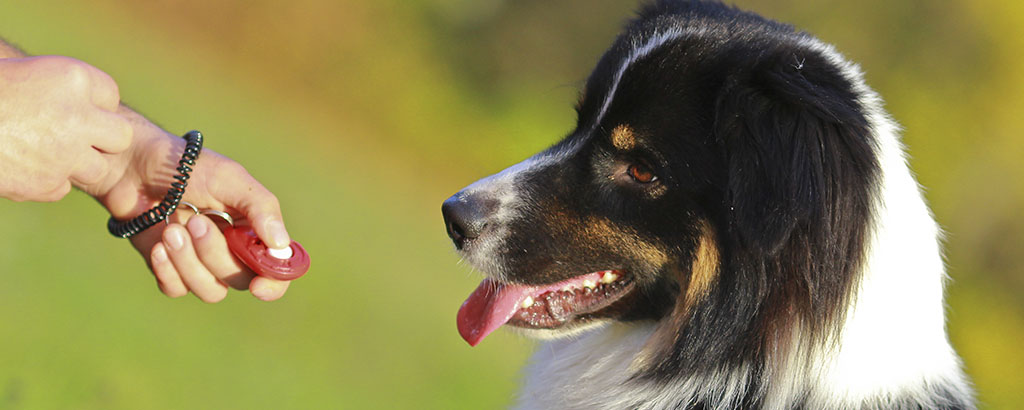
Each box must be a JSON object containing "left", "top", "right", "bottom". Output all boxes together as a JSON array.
[{"left": 611, "top": 124, "right": 637, "bottom": 151}]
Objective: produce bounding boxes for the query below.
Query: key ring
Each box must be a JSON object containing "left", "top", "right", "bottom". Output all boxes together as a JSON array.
[
  {"left": 176, "top": 201, "right": 229, "bottom": 225},
  {"left": 171, "top": 201, "right": 201, "bottom": 224},
  {"left": 200, "top": 209, "right": 234, "bottom": 227},
  {"left": 174, "top": 201, "right": 232, "bottom": 225}
]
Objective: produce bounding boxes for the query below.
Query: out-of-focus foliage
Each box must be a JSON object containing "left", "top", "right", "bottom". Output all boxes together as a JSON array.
[{"left": 0, "top": 0, "right": 1019, "bottom": 408}]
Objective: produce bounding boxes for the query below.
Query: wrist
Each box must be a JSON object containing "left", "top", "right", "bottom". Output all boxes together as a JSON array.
[
  {"left": 91, "top": 110, "right": 183, "bottom": 217},
  {"left": 105, "top": 130, "right": 202, "bottom": 238}
]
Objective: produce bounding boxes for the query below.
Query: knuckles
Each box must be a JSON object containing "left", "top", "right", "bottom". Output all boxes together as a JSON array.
[
  {"left": 27, "top": 56, "right": 92, "bottom": 91},
  {"left": 25, "top": 56, "right": 121, "bottom": 109}
]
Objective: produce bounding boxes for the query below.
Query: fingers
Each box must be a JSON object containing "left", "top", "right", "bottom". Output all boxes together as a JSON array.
[
  {"left": 250, "top": 276, "right": 291, "bottom": 302},
  {"left": 49, "top": 56, "right": 132, "bottom": 157},
  {"left": 185, "top": 215, "right": 291, "bottom": 301},
  {"left": 150, "top": 243, "right": 188, "bottom": 298},
  {"left": 159, "top": 224, "right": 229, "bottom": 303},
  {"left": 89, "top": 111, "right": 133, "bottom": 154},
  {"left": 185, "top": 215, "right": 254, "bottom": 290},
  {"left": 136, "top": 226, "right": 194, "bottom": 299},
  {"left": 68, "top": 108, "right": 133, "bottom": 194},
  {"left": 0, "top": 56, "right": 132, "bottom": 200},
  {"left": 116, "top": 147, "right": 299, "bottom": 302},
  {"left": 137, "top": 215, "right": 292, "bottom": 302}
]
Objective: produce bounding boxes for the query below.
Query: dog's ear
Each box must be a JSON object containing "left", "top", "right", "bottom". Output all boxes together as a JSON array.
[{"left": 714, "top": 51, "right": 874, "bottom": 255}]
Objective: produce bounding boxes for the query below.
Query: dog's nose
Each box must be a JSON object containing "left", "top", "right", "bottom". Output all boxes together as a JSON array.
[{"left": 442, "top": 192, "right": 497, "bottom": 250}]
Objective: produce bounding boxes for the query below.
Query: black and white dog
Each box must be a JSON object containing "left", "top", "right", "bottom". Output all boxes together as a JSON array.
[{"left": 442, "top": 1, "right": 975, "bottom": 408}]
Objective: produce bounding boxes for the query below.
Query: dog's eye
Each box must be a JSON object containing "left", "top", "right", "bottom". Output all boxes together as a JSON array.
[{"left": 627, "top": 163, "right": 658, "bottom": 183}]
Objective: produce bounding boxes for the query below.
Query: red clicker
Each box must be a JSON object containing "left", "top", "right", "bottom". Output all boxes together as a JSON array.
[
  {"left": 223, "top": 225, "right": 311, "bottom": 281},
  {"left": 194, "top": 207, "right": 310, "bottom": 281}
]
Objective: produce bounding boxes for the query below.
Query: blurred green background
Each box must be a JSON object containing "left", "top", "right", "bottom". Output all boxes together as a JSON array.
[{"left": 0, "top": 0, "right": 1021, "bottom": 408}]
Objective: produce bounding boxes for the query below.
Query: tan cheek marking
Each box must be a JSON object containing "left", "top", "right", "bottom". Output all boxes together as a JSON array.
[
  {"left": 583, "top": 216, "right": 669, "bottom": 270},
  {"left": 635, "top": 221, "right": 720, "bottom": 371},
  {"left": 683, "top": 222, "right": 719, "bottom": 309},
  {"left": 611, "top": 124, "right": 637, "bottom": 151},
  {"left": 541, "top": 203, "right": 670, "bottom": 272}
]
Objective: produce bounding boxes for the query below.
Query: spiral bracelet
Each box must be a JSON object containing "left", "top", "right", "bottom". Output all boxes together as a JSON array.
[{"left": 107, "top": 130, "right": 204, "bottom": 238}]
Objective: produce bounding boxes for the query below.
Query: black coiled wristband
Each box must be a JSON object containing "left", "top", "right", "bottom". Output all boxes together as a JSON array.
[{"left": 107, "top": 130, "right": 204, "bottom": 238}]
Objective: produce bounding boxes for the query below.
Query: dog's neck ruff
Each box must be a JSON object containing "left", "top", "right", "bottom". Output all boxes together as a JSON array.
[{"left": 513, "top": 38, "right": 973, "bottom": 410}]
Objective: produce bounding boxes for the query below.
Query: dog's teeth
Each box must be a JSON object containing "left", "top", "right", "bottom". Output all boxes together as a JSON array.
[
  {"left": 583, "top": 279, "right": 597, "bottom": 289},
  {"left": 562, "top": 285, "right": 573, "bottom": 292},
  {"left": 601, "top": 271, "right": 619, "bottom": 283},
  {"left": 521, "top": 296, "right": 534, "bottom": 309}
]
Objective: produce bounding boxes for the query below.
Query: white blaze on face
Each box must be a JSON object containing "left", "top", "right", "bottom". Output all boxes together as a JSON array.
[
  {"left": 588, "top": 27, "right": 697, "bottom": 134},
  {"left": 455, "top": 153, "right": 560, "bottom": 282}
]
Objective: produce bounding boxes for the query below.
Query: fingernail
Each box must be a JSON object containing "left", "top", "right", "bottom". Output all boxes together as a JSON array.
[
  {"left": 152, "top": 245, "right": 168, "bottom": 263},
  {"left": 266, "top": 219, "right": 291, "bottom": 249},
  {"left": 189, "top": 216, "right": 209, "bottom": 239},
  {"left": 165, "top": 227, "right": 185, "bottom": 251}
]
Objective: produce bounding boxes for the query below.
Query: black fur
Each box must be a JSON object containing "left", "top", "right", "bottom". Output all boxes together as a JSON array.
[{"left": 570, "top": 2, "right": 884, "bottom": 384}]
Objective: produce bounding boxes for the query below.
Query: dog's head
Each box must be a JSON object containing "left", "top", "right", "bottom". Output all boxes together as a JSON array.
[{"left": 443, "top": 0, "right": 878, "bottom": 372}]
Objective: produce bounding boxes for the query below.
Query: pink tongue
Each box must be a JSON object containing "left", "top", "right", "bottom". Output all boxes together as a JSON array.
[{"left": 457, "top": 278, "right": 532, "bottom": 346}]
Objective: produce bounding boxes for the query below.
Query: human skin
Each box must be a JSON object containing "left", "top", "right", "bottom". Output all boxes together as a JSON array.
[
  {"left": 0, "top": 39, "right": 293, "bottom": 302},
  {"left": 0, "top": 55, "right": 131, "bottom": 201}
]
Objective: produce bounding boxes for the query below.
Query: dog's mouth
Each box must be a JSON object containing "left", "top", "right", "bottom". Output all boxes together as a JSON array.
[{"left": 457, "top": 270, "right": 635, "bottom": 346}]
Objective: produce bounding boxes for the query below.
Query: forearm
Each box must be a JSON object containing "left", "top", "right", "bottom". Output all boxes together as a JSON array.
[{"left": 0, "top": 38, "right": 28, "bottom": 58}]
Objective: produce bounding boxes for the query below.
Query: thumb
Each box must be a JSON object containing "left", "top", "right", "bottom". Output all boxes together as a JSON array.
[{"left": 207, "top": 160, "right": 291, "bottom": 250}]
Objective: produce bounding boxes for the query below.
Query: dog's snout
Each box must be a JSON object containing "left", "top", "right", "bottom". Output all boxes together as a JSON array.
[{"left": 442, "top": 192, "right": 497, "bottom": 249}]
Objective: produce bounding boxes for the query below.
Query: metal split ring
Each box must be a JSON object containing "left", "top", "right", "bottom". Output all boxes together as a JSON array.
[
  {"left": 167, "top": 201, "right": 201, "bottom": 224},
  {"left": 177, "top": 201, "right": 235, "bottom": 226}
]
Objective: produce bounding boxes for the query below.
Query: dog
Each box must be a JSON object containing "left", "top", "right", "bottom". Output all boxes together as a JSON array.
[{"left": 441, "top": 1, "right": 975, "bottom": 408}]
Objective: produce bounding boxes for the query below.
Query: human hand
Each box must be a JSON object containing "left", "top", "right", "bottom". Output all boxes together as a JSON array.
[
  {"left": 85, "top": 112, "right": 294, "bottom": 302},
  {"left": 0, "top": 56, "right": 132, "bottom": 201}
]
